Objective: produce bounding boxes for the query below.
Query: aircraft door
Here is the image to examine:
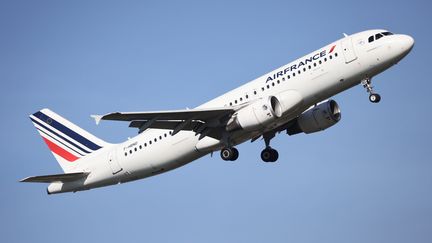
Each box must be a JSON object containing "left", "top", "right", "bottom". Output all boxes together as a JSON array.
[
  {"left": 108, "top": 151, "right": 123, "bottom": 174},
  {"left": 340, "top": 37, "right": 358, "bottom": 63}
]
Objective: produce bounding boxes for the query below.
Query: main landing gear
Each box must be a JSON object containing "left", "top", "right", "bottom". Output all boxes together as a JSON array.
[
  {"left": 260, "top": 132, "right": 278, "bottom": 162},
  {"left": 261, "top": 147, "right": 278, "bottom": 162},
  {"left": 219, "top": 133, "right": 279, "bottom": 162},
  {"left": 220, "top": 147, "right": 239, "bottom": 161},
  {"left": 361, "top": 78, "right": 381, "bottom": 103}
]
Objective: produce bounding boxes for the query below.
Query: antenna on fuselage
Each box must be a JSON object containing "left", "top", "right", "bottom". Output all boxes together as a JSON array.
[{"left": 343, "top": 33, "right": 348, "bottom": 37}]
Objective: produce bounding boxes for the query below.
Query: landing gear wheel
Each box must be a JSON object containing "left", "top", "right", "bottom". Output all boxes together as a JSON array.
[
  {"left": 231, "top": 147, "right": 239, "bottom": 161},
  {"left": 261, "top": 148, "right": 279, "bottom": 162},
  {"left": 369, "top": 93, "right": 381, "bottom": 103},
  {"left": 220, "top": 147, "right": 239, "bottom": 161},
  {"left": 362, "top": 78, "right": 381, "bottom": 104}
]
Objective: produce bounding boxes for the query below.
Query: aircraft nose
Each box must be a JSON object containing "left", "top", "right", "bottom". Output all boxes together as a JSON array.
[{"left": 399, "top": 34, "right": 415, "bottom": 53}]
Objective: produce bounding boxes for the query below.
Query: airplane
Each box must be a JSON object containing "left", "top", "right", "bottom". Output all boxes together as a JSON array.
[{"left": 21, "top": 29, "right": 414, "bottom": 194}]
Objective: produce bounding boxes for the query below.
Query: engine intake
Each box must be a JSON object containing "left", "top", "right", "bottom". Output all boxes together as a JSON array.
[
  {"left": 287, "top": 100, "right": 341, "bottom": 135},
  {"left": 226, "top": 96, "right": 282, "bottom": 131}
]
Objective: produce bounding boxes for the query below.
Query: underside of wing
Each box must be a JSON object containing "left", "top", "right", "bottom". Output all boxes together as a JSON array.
[
  {"left": 96, "top": 107, "right": 235, "bottom": 122},
  {"left": 129, "top": 120, "right": 200, "bottom": 130},
  {"left": 20, "top": 172, "right": 89, "bottom": 183},
  {"left": 93, "top": 107, "right": 236, "bottom": 138}
]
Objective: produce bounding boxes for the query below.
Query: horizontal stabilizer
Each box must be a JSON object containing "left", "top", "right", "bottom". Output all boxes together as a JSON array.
[{"left": 20, "top": 172, "right": 89, "bottom": 183}]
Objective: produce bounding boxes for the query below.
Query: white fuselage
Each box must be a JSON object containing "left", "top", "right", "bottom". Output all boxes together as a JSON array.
[{"left": 50, "top": 29, "right": 414, "bottom": 194}]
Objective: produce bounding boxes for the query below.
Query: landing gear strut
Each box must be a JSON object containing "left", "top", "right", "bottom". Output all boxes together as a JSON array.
[
  {"left": 261, "top": 132, "right": 279, "bottom": 162},
  {"left": 220, "top": 147, "right": 239, "bottom": 161},
  {"left": 361, "top": 78, "right": 381, "bottom": 103}
]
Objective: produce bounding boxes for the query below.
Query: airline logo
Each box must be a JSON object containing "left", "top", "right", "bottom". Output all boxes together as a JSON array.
[
  {"left": 266, "top": 45, "right": 336, "bottom": 82},
  {"left": 30, "top": 110, "right": 103, "bottom": 162}
]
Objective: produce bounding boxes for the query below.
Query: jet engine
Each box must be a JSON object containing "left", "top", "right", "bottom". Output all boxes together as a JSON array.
[
  {"left": 226, "top": 96, "right": 282, "bottom": 131},
  {"left": 286, "top": 100, "right": 341, "bottom": 135}
]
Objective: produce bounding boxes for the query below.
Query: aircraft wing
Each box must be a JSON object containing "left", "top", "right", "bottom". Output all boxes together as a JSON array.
[
  {"left": 92, "top": 107, "right": 236, "bottom": 138},
  {"left": 20, "top": 172, "right": 89, "bottom": 183},
  {"left": 93, "top": 107, "right": 234, "bottom": 122}
]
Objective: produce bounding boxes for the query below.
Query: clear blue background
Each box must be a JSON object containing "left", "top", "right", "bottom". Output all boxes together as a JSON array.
[{"left": 1, "top": 1, "right": 431, "bottom": 242}]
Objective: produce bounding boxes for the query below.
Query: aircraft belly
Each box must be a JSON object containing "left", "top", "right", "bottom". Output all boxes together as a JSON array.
[{"left": 119, "top": 131, "right": 202, "bottom": 182}]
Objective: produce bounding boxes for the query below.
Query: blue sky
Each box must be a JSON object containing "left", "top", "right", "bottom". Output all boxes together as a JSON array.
[{"left": 1, "top": 0, "right": 431, "bottom": 242}]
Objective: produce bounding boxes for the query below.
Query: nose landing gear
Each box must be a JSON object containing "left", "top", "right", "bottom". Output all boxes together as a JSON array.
[
  {"left": 362, "top": 78, "right": 381, "bottom": 103},
  {"left": 369, "top": 93, "right": 381, "bottom": 103}
]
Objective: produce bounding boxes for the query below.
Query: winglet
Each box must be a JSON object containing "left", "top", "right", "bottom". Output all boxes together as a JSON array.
[{"left": 91, "top": 115, "right": 103, "bottom": 125}]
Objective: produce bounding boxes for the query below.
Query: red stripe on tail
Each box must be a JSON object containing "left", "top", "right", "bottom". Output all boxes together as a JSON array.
[{"left": 42, "top": 137, "right": 78, "bottom": 162}]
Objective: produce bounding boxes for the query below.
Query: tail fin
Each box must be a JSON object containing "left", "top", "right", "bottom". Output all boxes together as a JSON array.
[{"left": 29, "top": 108, "right": 109, "bottom": 172}]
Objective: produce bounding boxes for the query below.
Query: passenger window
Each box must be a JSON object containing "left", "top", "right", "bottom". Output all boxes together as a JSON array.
[
  {"left": 254, "top": 90, "right": 257, "bottom": 95},
  {"left": 240, "top": 97, "right": 243, "bottom": 101},
  {"left": 368, "top": 36, "right": 374, "bottom": 43},
  {"left": 288, "top": 75, "right": 291, "bottom": 79},
  {"left": 125, "top": 152, "right": 127, "bottom": 156},
  {"left": 335, "top": 53, "right": 338, "bottom": 57},
  {"left": 271, "top": 82, "right": 275, "bottom": 86},
  {"left": 134, "top": 148, "right": 137, "bottom": 152},
  {"left": 277, "top": 80, "right": 280, "bottom": 84}
]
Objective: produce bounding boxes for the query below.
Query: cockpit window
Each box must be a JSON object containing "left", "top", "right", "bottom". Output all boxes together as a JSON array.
[
  {"left": 368, "top": 31, "right": 393, "bottom": 43},
  {"left": 375, "top": 33, "right": 384, "bottom": 40}
]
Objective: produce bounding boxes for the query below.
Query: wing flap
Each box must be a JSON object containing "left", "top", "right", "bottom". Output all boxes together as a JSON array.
[{"left": 20, "top": 172, "right": 89, "bottom": 183}]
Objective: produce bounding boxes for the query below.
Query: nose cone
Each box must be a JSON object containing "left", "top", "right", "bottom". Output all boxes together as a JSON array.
[
  {"left": 396, "top": 34, "right": 414, "bottom": 58},
  {"left": 390, "top": 34, "right": 414, "bottom": 62},
  {"left": 400, "top": 34, "right": 415, "bottom": 52}
]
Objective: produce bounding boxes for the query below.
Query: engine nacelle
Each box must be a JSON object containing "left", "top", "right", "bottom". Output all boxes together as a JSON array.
[
  {"left": 287, "top": 100, "right": 341, "bottom": 135},
  {"left": 226, "top": 96, "right": 282, "bottom": 131}
]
